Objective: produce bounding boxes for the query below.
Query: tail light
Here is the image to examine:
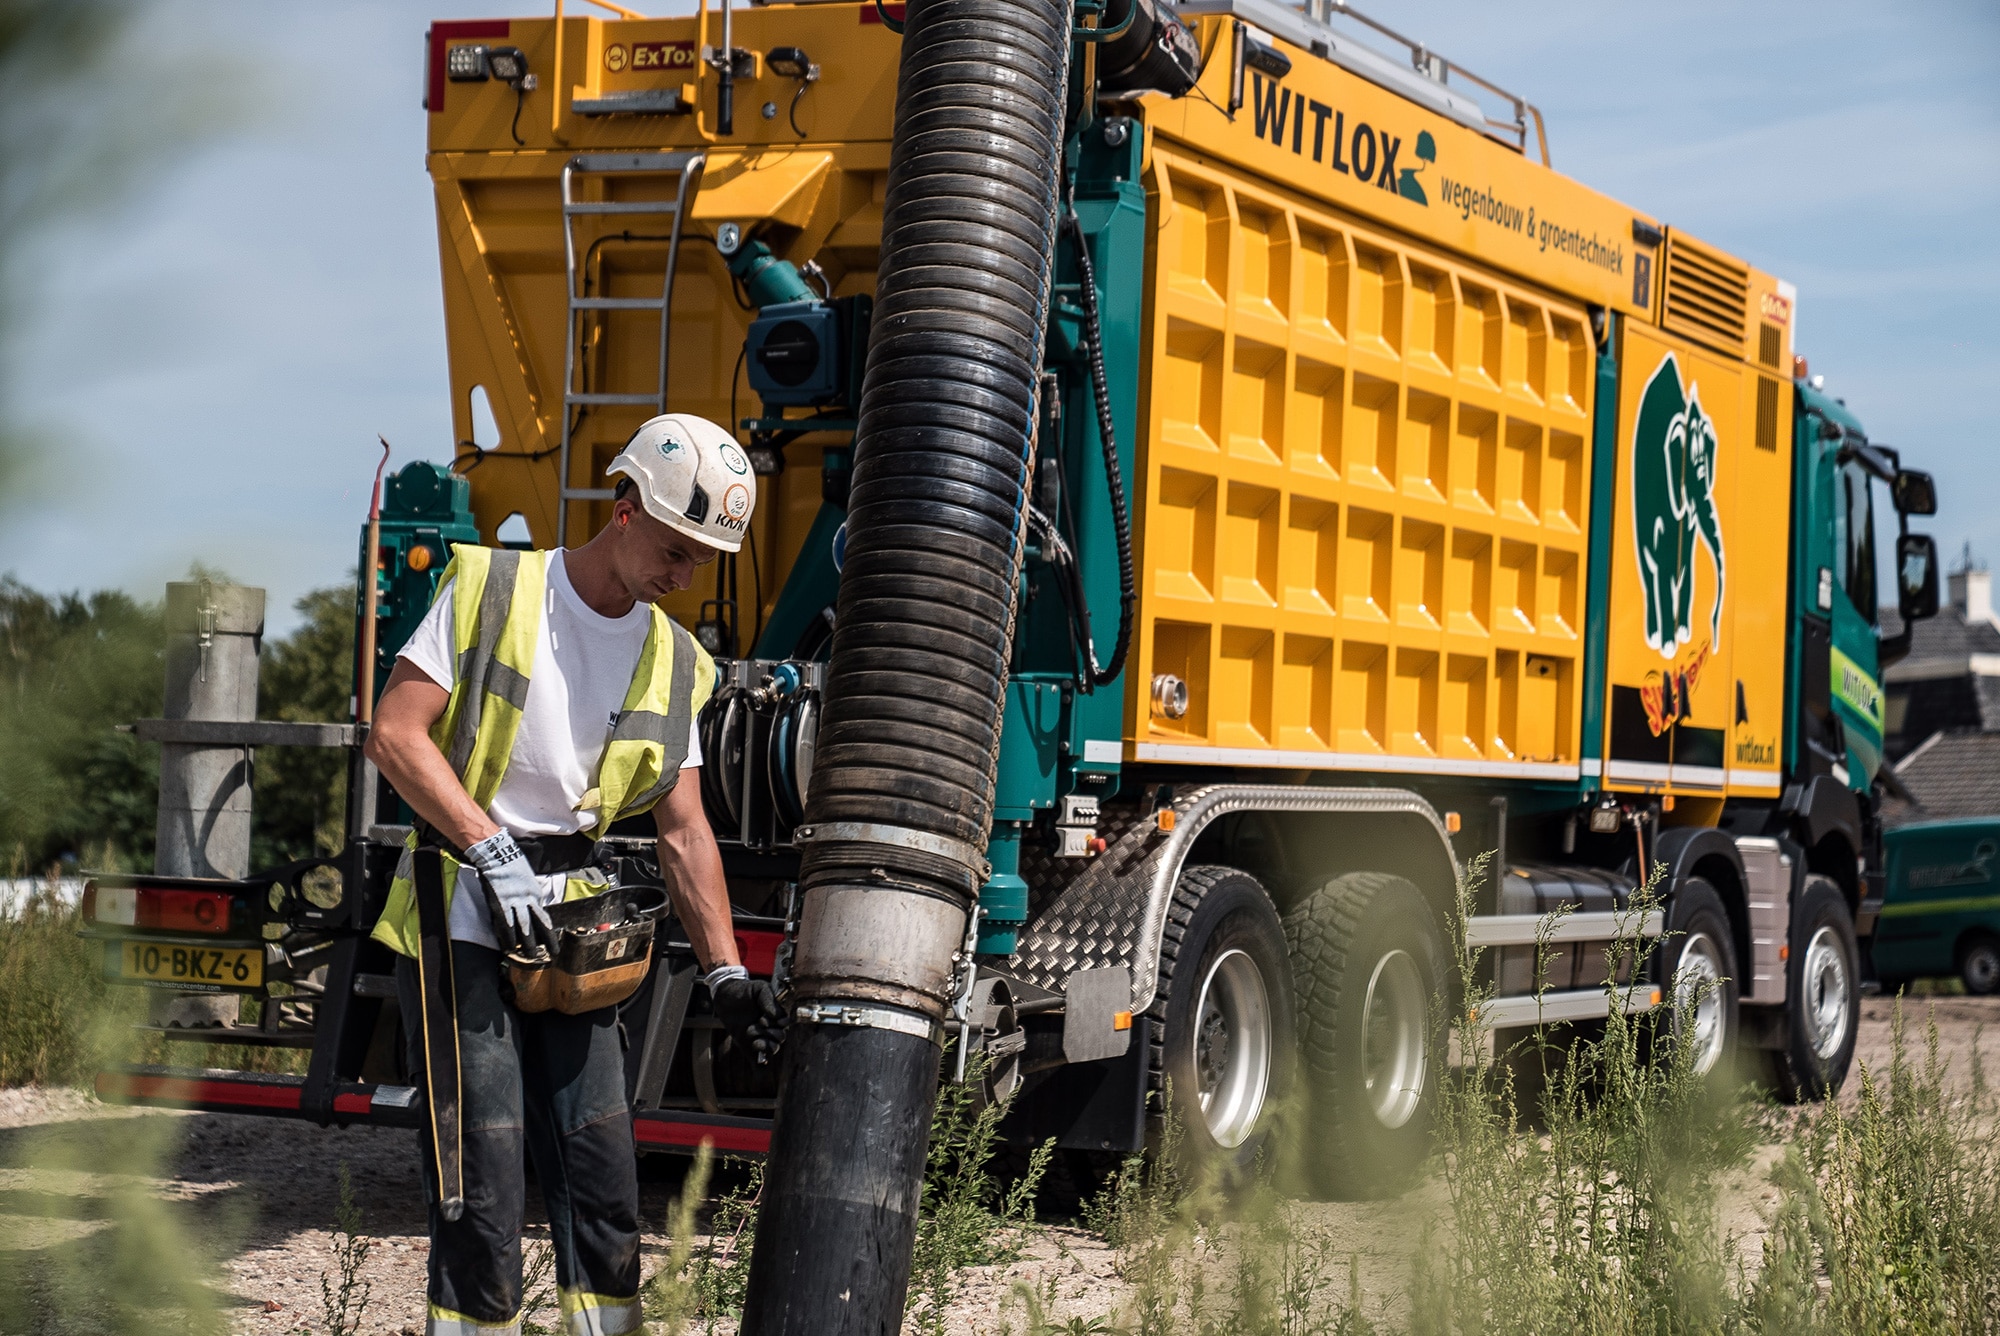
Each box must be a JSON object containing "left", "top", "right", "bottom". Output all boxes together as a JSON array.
[{"left": 83, "top": 882, "right": 233, "bottom": 934}]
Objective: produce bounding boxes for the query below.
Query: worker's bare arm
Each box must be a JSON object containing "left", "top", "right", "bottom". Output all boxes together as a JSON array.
[
  {"left": 652, "top": 775, "right": 741, "bottom": 973},
  {"left": 363, "top": 659, "right": 501, "bottom": 850}
]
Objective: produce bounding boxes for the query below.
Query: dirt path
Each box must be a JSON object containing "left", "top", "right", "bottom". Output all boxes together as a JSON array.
[{"left": 0, "top": 996, "right": 1993, "bottom": 1334}]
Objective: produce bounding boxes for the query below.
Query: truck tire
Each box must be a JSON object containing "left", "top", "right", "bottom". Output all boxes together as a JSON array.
[
  {"left": 1769, "top": 875, "right": 1859, "bottom": 1102},
  {"left": 1283, "top": 872, "right": 1445, "bottom": 1199},
  {"left": 1960, "top": 933, "right": 2000, "bottom": 996},
  {"left": 1659, "top": 876, "right": 1739, "bottom": 1080},
  {"left": 1147, "top": 865, "right": 1296, "bottom": 1182}
]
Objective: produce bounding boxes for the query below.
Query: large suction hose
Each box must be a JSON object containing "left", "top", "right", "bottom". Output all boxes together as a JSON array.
[{"left": 740, "top": 0, "right": 1074, "bottom": 1328}]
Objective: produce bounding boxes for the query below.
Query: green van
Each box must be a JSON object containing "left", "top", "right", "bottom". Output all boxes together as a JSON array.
[{"left": 1873, "top": 819, "right": 2000, "bottom": 995}]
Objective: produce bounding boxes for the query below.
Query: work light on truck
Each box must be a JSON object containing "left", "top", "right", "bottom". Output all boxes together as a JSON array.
[
  {"left": 445, "top": 44, "right": 490, "bottom": 82},
  {"left": 82, "top": 881, "right": 233, "bottom": 934},
  {"left": 484, "top": 46, "right": 533, "bottom": 90}
]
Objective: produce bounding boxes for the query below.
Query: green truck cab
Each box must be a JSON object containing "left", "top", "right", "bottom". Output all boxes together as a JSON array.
[
  {"left": 1874, "top": 819, "right": 2000, "bottom": 994},
  {"left": 1789, "top": 380, "right": 1940, "bottom": 797}
]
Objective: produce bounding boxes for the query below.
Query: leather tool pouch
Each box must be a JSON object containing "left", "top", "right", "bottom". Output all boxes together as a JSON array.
[{"left": 502, "top": 883, "right": 669, "bottom": 1015}]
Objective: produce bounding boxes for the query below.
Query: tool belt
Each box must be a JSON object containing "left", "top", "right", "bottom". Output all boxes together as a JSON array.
[
  {"left": 502, "top": 883, "right": 668, "bottom": 1015},
  {"left": 413, "top": 823, "right": 669, "bottom": 1016}
]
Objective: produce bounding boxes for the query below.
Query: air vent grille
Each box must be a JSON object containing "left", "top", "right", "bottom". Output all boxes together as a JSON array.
[
  {"left": 1758, "top": 324, "right": 1781, "bottom": 369},
  {"left": 1756, "top": 377, "right": 1779, "bottom": 452},
  {"left": 1662, "top": 236, "right": 1749, "bottom": 354}
]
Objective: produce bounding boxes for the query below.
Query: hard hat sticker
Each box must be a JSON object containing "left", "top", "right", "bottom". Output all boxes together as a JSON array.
[
  {"left": 723, "top": 484, "right": 751, "bottom": 521},
  {"left": 719, "top": 443, "right": 750, "bottom": 475}
]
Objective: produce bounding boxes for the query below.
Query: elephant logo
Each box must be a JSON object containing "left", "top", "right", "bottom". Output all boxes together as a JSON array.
[
  {"left": 1398, "top": 131, "right": 1435, "bottom": 205},
  {"left": 1631, "top": 352, "right": 1724, "bottom": 737},
  {"left": 1632, "top": 352, "right": 1724, "bottom": 658}
]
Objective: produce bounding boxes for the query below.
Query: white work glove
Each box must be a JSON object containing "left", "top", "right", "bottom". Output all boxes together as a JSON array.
[{"left": 463, "top": 830, "right": 553, "bottom": 953}]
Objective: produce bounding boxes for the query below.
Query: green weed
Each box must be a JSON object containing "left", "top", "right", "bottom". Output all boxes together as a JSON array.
[
  {"left": 907, "top": 1052, "right": 1054, "bottom": 1333},
  {"left": 642, "top": 1141, "right": 715, "bottom": 1335},
  {"left": 1751, "top": 1006, "right": 2000, "bottom": 1333},
  {"left": 315, "top": 1161, "right": 372, "bottom": 1336},
  {"left": 1065, "top": 1095, "right": 1378, "bottom": 1336},
  {"left": 520, "top": 1238, "right": 559, "bottom": 1336},
  {"left": 1410, "top": 855, "right": 1764, "bottom": 1335}
]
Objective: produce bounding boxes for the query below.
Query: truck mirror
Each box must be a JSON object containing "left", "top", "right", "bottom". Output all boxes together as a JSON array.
[
  {"left": 1894, "top": 468, "right": 1937, "bottom": 516},
  {"left": 1897, "top": 533, "right": 1940, "bottom": 621}
]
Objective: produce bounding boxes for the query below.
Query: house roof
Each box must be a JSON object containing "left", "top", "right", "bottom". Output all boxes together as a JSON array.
[
  {"left": 1881, "top": 605, "right": 2000, "bottom": 682},
  {"left": 1880, "top": 729, "right": 2000, "bottom": 827}
]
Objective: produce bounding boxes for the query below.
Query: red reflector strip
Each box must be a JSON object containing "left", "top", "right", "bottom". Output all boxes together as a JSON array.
[
  {"left": 859, "top": 2, "right": 906, "bottom": 22},
  {"left": 98, "top": 1070, "right": 304, "bottom": 1112},
  {"left": 633, "top": 1115, "right": 771, "bottom": 1155},
  {"left": 333, "top": 1092, "right": 373, "bottom": 1117},
  {"left": 733, "top": 929, "right": 783, "bottom": 977}
]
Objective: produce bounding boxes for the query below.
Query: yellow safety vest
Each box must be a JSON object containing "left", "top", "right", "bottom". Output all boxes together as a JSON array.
[{"left": 371, "top": 545, "right": 715, "bottom": 958}]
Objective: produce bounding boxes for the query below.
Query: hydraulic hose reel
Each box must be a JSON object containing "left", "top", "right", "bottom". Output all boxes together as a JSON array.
[{"left": 698, "top": 657, "right": 822, "bottom": 848}]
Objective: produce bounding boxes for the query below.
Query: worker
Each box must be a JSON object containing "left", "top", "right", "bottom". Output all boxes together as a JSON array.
[{"left": 364, "top": 413, "right": 781, "bottom": 1336}]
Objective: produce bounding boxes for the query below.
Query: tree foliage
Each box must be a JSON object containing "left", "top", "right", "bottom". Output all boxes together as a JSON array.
[{"left": 0, "top": 577, "right": 356, "bottom": 872}]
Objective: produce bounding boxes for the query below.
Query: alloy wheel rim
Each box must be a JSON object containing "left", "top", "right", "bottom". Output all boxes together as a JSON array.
[
  {"left": 1361, "top": 949, "right": 1427, "bottom": 1129},
  {"left": 1802, "top": 925, "right": 1851, "bottom": 1061},
  {"left": 1673, "top": 931, "right": 1728, "bottom": 1075},
  {"left": 1192, "top": 948, "right": 1272, "bottom": 1149}
]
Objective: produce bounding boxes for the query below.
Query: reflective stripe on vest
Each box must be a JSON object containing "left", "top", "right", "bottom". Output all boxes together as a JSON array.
[
  {"left": 436, "top": 547, "right": 543, "bottom": 812},
  {"left": 370, "top": 545, "right": 713, "bottom": 958}
]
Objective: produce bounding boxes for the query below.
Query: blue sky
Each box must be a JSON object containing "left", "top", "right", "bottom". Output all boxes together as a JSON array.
[{"left": 2, "top": 0, "right": 1995, "bottom": 634}]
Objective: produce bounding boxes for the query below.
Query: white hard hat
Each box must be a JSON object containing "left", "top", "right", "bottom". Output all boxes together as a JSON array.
[{"left": 605, "top": 414, "right": 756, "bottom": 554}]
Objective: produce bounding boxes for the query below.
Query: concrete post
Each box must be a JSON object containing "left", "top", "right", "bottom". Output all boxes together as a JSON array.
[{"left": 154, "top": 581, "right": 264, "bottom": 879}]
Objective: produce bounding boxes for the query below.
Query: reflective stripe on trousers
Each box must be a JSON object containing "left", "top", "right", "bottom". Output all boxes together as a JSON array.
[
  {"left": 559, "top": 1290, "right": 644, "bottom": 1335},
  {"left": 426, "top": 1304, "right": 520, "bottom": 1336}
]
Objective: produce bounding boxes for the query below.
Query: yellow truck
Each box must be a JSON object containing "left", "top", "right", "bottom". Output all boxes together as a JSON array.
[{"left": 89, "top": 0, "right": 1942, "bottom": 1241}]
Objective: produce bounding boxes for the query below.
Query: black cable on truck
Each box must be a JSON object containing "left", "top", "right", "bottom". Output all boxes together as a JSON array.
[{"left": 1062, "top": 208, "right": 1136, "bottom": 689}]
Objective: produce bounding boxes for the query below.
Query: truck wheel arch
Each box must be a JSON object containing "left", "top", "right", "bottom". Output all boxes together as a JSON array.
[
  {"left": 1014, "top": 785, "right": 1459, "bottom": 1014},
  {"left": 1786, "top": 775, "right": 1863, "bottom": 909},
  {"left": 1805, "top": 832, "right": 1862, "bottom": 915},
  {"left": 1653, "top": 826, "right": 1750, "bottom": 994}
]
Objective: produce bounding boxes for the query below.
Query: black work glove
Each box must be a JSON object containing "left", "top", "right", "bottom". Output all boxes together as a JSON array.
[{"left": 710, "top": 971, "right": 787, "bottom": 1060}]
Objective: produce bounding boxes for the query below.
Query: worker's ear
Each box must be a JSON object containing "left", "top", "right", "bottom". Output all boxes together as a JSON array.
[{"left": 613, "top": 496, "right": 638, "bottom": 530}]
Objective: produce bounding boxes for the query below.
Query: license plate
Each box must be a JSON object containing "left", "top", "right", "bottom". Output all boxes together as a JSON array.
[{"left": 112, "top": 940, "right": 263, "bottom": 992}]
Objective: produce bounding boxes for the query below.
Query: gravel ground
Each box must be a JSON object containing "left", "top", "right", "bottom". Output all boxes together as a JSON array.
[{"left": 0, "top": 994, "right": 1993, "bottom": 1334}]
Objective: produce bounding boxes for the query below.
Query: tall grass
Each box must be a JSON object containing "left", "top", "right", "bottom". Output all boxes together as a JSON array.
[
  {"left": 1056, "top": 854, "right": 2000, "bottom": 1336},
  {"left": 0, "top": 883, "right": 120, "bottom": 1086},
  {"left": 1411, "top": 857, "right": 1760, "bottom": 1335},
  {"left": 1750, "top": 1007, "right": 2000, "bottom": 1332}
]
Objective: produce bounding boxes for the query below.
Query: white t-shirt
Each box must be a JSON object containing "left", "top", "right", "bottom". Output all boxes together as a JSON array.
[{"left": 398, "top": 549, "right": 702, "bottom": 946}]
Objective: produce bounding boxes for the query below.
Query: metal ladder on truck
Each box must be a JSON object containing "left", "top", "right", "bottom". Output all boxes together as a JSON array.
[{"left": 557, "top": 151, "right": 706, "bottom": 546}]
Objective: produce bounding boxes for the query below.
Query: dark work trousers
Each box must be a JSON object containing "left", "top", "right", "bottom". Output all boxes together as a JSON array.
[{"left": 396, "top": 942, "right": 643, "bottom": 1335}]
